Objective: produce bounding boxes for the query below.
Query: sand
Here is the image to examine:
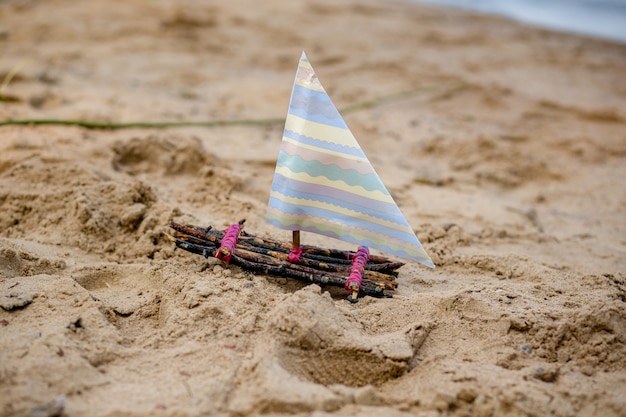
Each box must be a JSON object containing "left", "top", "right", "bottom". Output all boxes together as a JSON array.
[{"left": 1, "top": 0, "right": 625, "bottom": 416}]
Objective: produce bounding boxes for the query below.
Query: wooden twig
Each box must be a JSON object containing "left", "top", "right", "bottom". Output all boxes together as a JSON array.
[{"left": 0, "top": 59, "right": 28, "bottom": 100}]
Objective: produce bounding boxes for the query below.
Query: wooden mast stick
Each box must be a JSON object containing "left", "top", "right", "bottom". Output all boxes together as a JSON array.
[{"left": 292, "top": 230, "right": 300, "bottom": 249}]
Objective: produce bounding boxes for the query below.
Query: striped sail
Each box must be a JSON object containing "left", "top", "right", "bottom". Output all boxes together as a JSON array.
[{"left": 266, "top": 52, "right": 434, "bottom": 268}]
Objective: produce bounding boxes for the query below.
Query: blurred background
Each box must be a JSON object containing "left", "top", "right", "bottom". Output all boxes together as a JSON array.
[{"left": 411, "top": 0, "right": 626, "bottom": 43}]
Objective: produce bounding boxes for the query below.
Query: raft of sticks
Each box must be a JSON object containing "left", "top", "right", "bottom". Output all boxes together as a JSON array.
[{"left": 168, "top": 220, "right": 404, "bottom": 299}]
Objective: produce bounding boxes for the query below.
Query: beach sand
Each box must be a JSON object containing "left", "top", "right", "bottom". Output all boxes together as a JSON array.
[{"left": 1, "top": 0, "right": 625, "bottom": 416}]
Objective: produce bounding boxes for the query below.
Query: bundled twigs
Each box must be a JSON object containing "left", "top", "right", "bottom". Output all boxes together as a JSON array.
[{"left": 168, "top": 220, "right": 405, "bottom": 299}]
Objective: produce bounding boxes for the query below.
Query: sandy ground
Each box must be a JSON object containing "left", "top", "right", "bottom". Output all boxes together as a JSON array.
[{"left": 1, "top": 0, "right": 626, "bottom": 416}]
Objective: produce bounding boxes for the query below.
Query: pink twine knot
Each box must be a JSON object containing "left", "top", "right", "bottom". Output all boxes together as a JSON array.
[
  {"left": 345, "top": 246, "right": 370, "bottom": 292},
  {"left": 215, "top": 223, "right": 241, "bottom": 263},
  {"left": 288, "top": 246, "right": 303, "bottom": 263}
]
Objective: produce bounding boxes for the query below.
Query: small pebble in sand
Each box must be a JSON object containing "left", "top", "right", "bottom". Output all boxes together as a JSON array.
[{"left": 533, "top": 366, "right": 559, "bottom": 383}]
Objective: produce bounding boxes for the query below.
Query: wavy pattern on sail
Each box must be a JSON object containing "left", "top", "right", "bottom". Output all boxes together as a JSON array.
[
  {"left": 285, "top": 115, "right": 360, "bottom": 149},
  {"left": 268, "top": 193, "right": 413, "bottom": 240},
  {"left": 266, "top": 209, "right": 433, "bottom": 265},
  {"left": 289, "top": 84, "right": 348, "bottom": 128},
  {"left": 276, "top": 151, "right": 386, "bottom": 194},
  {"left": 266, "top": 51, "right": 434, "bottom": 268},
  {"left": 282, "top": 130, "right": 366, "bottom": 158},
  {"left": 280, "top": 139, "right": 373, "bottom": 175},
  {"left": 270, "top": 173, "right": 403, "bottom": 223}
]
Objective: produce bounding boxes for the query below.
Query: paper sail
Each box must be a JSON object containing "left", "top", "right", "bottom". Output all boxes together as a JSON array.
[{"left": 266, "top": 51, "right": 434, "bottom": 268}]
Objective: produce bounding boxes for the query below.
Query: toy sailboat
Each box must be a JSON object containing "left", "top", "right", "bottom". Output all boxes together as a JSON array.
[{"left": 169, "top": 51, "right": 433, "bottom": 302}]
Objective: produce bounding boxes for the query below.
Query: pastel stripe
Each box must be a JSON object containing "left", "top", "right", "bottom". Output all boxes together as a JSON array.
[
  {"left": 266, "top": 210, "right": 433, "bottom": 265},
  {"left": 270, "top": 172, "right": 400, "bottom": 219},
  {"left": 288, "top": 84, "right": 346, "bottom": 128},
  {"left": 268, "top": 194, "right": 414, "bottom": 240},
  {"left": 283, "top": 129, "right": 366, "bottom": 158},
  {"left": 281, "top": 137, "right": 371, "bottom": 171},
  {"left": 266, "top": 209, "right": 412, "bottom": 253},
  {"left": 276, "top": 151, "right": 386, "bottom": 193},
  {"left": 274, "top": 165, "right": 393, "bottom": 203},
  {"left": 285, "top": 114, "right": 359, "bottom": 149}
]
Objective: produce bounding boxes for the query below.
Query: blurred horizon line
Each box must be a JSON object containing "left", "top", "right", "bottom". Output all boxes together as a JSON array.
[{"left": 407, "top": 0, "right": 626, "bottom": 43}]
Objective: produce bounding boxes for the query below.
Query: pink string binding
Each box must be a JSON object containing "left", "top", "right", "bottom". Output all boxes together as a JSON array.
[
  {"left": 288, "top": 246, "right": 303, "bottom": 263},
  {"left": 345, "top": 246, "right": 370, "bottom": 292},
  {"left": 215, "top": 223, "right": 241, "bottom": 263}
]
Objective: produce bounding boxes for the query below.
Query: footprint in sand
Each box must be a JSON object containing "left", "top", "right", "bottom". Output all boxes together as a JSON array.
[{"left": 230, "top": 285, "right": 430, "bottom": 414}]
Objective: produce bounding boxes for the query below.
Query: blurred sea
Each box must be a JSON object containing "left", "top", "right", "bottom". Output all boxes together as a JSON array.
[{"left": 409, "top": 0, "right": 626, "bottom": 43}]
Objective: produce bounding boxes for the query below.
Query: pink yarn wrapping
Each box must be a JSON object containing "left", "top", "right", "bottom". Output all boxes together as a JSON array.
[
  {"left": 288, "top": 246, "right": 303, "bottom": 263},
  {"left": 345, "top": 246, "right": 370, "bottom": 292},
  {"left": 215, "top": 223, "right": 241, "bottom": 263}
]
